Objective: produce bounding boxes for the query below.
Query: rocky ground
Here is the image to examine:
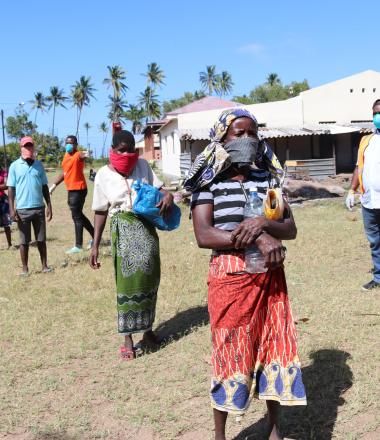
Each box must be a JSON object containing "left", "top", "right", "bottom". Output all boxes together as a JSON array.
[{"left": 284, "top": 173, "right": 351, "bottom": 202}]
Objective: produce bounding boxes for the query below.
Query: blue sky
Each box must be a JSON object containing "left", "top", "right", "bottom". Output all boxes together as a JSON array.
[{"left": 1, "top": 0, "right": 379, "bottom": 157}]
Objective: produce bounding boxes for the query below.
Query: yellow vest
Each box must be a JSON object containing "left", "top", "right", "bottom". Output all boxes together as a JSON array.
[{"left": 357, "top": 134, "right": 375, "bottom": 193}]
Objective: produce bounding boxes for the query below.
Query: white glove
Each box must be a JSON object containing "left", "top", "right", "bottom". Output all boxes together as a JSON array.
[
  {"left": 49, "top": 184, "right": 57, "bottom": 195},
  {"left": 345, "top": 190, "right": 355, "bottom": 211}
]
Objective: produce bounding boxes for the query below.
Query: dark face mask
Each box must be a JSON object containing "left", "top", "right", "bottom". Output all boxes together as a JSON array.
[{"left": 224, "top": 137, "right": 259, "bottom": 166}]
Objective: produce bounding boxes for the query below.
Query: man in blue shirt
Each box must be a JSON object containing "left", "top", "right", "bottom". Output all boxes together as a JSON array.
[{"left": 8, "top": 136, "right": 53, "bottom": 276}]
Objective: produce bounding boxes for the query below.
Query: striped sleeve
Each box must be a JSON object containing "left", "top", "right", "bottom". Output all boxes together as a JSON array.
[{"left": 191, "top": 187, "right": 213, "bottom": 209}]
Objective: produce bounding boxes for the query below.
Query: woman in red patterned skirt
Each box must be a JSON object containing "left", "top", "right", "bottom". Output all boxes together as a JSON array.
[{"left": 186, "top": 109, "right": 306, "bottom": 440}]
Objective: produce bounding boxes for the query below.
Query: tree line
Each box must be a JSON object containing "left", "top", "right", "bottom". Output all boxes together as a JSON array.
[{"left": 3, "top": 64, "right": 309, "bottom": 164}]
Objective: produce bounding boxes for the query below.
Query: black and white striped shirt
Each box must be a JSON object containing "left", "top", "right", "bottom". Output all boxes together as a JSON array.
[{"left": 191, "top": 171, "right": 270, "bottom": 231}]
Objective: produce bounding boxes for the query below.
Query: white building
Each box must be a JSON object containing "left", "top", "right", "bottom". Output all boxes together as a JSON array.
[{"left": 159, "top": 70, "right": 380, "bottom": 178}]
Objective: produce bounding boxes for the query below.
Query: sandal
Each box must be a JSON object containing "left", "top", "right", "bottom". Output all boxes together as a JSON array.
[
  {"left": 42, "top": 267, "right": 54, "bottom": 273},
  {"left": 120, "top": 346, "right": 135, "bottom": 361}
]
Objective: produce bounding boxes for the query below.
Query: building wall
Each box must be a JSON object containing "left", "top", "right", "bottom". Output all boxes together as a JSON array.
[
  {"left": 160, "top": 71, "right": 380, "bottom": 178},
  {"left": 334, "top": 132, "right": 365, "bottom": 173},
  {"left": 177, "top": 133, "right": 363, "bottom": 178},
  {"left": 176, "top": 97, "right": 303, "bottom": 129},
  {"left": 302, "top": 70, "right": 380, "bottom": 124},
  {"left": 153, "top": 134, "right": 161, "bottom": 161},
  {"left": 334, "top": 133, "right": 351, "bottom": 172},
  {"left": 160, "top": 127, "right": 181, "bottom": 177},
  {"left": 175, "top": 71, "right": 380, "bottom": 130},
  {"left": 245, "top": 97, "right": 304, "bottom": 126},
  {"left": 267, "top": 136, "right": 327, "bottom": 164}
]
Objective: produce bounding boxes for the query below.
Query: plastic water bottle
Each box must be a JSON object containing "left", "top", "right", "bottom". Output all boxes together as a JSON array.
[{"left": 243, "top": 187, "right": 267, "bottom": 273}]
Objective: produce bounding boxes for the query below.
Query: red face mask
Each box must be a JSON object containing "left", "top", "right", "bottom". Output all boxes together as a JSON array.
[{"left": 109, "top": 149, "right": 139, "bottom": 176}]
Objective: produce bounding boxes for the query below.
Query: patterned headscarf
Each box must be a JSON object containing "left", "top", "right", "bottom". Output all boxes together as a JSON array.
[{"left": 183, "top": 108, "right": 284, "bottom": 192}]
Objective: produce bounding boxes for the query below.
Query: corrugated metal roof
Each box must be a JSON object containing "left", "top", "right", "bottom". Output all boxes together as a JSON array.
[
  {"left": 179, "top": 124, "right": 374, "bottom": 141},
  {"left": 179, "top": 128, "right": 210, "bottom": 140},
  {"left": 260, "top": 127, "right": 322, "bottom": 138}
]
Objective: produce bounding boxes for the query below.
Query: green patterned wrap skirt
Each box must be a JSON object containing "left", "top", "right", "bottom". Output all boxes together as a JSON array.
[{"left": 111, "top": 211, "right": 160, "bottom": 335}]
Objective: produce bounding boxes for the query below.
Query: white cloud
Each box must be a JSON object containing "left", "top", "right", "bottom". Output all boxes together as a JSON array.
[{"left": 238, "top": 43, "right": 264, "bottom": 55}]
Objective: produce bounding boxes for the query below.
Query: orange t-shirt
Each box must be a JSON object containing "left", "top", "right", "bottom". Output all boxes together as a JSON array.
[{"left": 62, "top": 151, "right": 87, "bottom": 190}]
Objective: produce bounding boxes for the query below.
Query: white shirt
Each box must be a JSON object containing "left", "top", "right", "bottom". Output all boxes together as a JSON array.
[
  {"left": 361, "top": 134, "right": 380, "bottom": 209},
  {"left": 92, "top": 159, "right": 163, "bottom": 215}
]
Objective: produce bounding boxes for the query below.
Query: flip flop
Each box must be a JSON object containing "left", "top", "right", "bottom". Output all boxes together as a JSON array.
[
  {"left": 18, "top": 271, "right": 29, "bottom": 277},
  {"left": 120, "top": 346, "right": 135, "bottom": 361},
  {"left": 42, "top": 267, "right": 54, "bottom": 273}
]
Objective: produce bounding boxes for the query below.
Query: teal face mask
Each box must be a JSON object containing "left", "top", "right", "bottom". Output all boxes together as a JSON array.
[
  {"left": 65, "top": 144, "right": 74, "bottom": 153},
  {"left": 373, "top": 114, "right": 380, "bottom": 129}
]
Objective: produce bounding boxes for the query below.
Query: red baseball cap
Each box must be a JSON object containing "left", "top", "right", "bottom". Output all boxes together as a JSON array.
[{"left": 20, "top": 136, "right": 34, "bottom": 147}]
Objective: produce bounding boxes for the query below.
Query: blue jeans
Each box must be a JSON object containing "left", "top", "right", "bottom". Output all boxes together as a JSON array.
[{"left": 362, "top": 206, "right": 380, "bottom": 283}]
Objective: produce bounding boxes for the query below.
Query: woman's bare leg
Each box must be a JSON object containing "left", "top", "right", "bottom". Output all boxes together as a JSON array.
[
  {"left": 124, "top": 334, "right": 134, "bottom": 351},
  {"left": 213, "top": 408, "right": 228, "bottom": 440}
]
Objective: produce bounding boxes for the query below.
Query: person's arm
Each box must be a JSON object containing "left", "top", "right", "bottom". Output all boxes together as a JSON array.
[
  {"left": 49, "top": 173, "right": 64, "bottom": 194},
  {"left": 146, "top": 161, "right": 173, "bottom": 215},
  {"left": 192, "top": 203, "right": 286, "bottom": 268},
  {"left": 192, "top": 203, "right": 236, "bottom": 249},
  {"left": 0, "top": 176, "right": 7, "bottom": 192},
  {"left": 8, "top": 186, "right": 18, "bottom": 222},
  {"left": 89, "top": 210, "right": 108, "bottom": 269},
  {"left": 157, "top": 188, "right": 174, "bottom": 216},
  {"left": 42, "top": 184, "right": 52, "bottom": 221},
  {"left": 231, "top": 202, "right": 297, "bottom": 248},
  {"left": 79, "top": 151, "right": 89, "bottom": 159},
  {"left": 345, "top": 166, "right": 359, "bottom": 210},
  {"left": 349, "top": 166, "right": 359, "bottom": 192},
  {"left": 255, "top": 232, "right": 285, "bottom": 269}
]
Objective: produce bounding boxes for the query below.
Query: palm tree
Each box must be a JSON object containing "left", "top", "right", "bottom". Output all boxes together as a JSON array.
[
  {"left": 194, "top": 90, "right": 206, "bottom": 100},
  {"left": 266, "top": 73, "right": 281, "bottom": 86},
  {"left": 138, "top": 87, "right": 161, "bottom": 122},
  {"left": 215, "top": 71, "right": 234, "bottom": 97},
  {"left": 103, "top": 65, "right": 128, "bottom": 99},
  {"left": 83, "top": 122, "right": 91, "bottom": 148},
  {"left": 144, "top": 62, "right": 165, "bottom": 89},
  {"left": 99, "top": 122, "right": 109, "bottom": 157},
  {"left": 30, "top": 92, "right": 47, "bottom": 125},
  {"left": 46, "top": 86, "right": 67, "bottom": 136},
  {"left": 124, "top": 105, "right": 145, "bottom": 134},
  {"left": 107, "top": 95, "right": 127, "bottom": 123},
  {"left": 199, "top": 65, "right": 218, "bottom": 95},
  {"left": 71, "top": 76, "right": 96, "bottom": 138}
]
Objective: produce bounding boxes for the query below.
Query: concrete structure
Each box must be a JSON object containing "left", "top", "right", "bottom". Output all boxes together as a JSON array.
[
  {"left": 158, "top": 70, "right": 380, "bottom": 179},
  {"left": 140, "top": 121, "right": 164, "bottom": 162}
]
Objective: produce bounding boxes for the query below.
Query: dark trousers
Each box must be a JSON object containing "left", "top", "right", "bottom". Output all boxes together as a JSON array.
[
  {"left": 362, "top": 206, "right": 380, "bottom": 283},
  {"left": 67, "top": 189, "right": 94, "bottom": 247}
]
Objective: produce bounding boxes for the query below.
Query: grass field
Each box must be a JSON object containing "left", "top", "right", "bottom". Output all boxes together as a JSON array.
[{"left": 0, "top": 173, "right": 379, "bottom": 440}]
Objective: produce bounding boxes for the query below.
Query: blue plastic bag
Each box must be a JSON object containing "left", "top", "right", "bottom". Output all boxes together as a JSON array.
[{"left": 132, "top": 180, "right": 181, "bottom": 231}]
